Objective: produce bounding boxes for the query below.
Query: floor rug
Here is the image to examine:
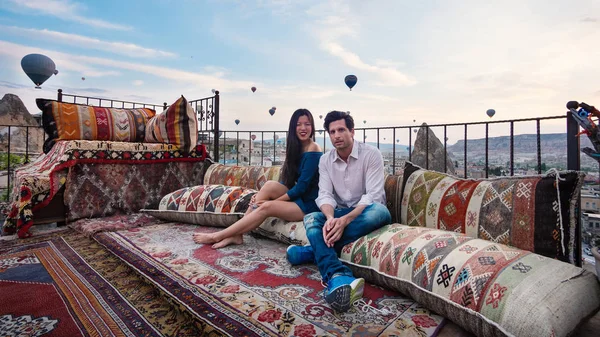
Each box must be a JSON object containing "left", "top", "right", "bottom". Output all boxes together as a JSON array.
[
  {"left": 0, "top": 230, "right": 224, "bottom": 337},
  {"left": 95, "top": 223, "right": 446, "bottom": 337}
]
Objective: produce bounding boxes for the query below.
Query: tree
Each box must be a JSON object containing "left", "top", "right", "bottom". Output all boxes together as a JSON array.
[{"left": 0, "top": 153, "right": 24, "bottom": 171}]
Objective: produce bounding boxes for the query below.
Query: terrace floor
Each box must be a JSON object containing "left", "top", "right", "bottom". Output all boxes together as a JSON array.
[{"left": 2, "top": 221, "right": 599, "bottom": 337}]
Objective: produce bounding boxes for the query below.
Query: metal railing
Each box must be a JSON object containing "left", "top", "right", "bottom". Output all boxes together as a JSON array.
[{"left": 1, "top": 97, "right": 593, "bottom": 266}]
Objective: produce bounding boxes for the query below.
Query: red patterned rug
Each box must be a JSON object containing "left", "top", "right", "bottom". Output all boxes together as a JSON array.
[
  {"left": 95, "top": 223, "right": 446, "bottom": 337},
  {"left": 0, "top": 234, "right": 163, "bottom": 337}
]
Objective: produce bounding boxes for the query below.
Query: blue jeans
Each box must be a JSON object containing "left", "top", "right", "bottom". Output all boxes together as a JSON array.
[{"left": 303, "top": 203, "right": 391, "bottom": 284}]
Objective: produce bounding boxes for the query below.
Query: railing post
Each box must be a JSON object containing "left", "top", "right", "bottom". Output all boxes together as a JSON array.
[
  {"left": 213, "top": 92, "right": 220, "bottom": 162},
  {"left": 24, "top": 127, "right": 29, "bottom": 164},
  {"left": 566, "top": 110, "right": 582, "bottom": 267},
  {"left": 6, "top": 126, "right": 10, "bottom": 201},
  {"left": 57, "top": 89, "right": 63, "bottom": 102}
]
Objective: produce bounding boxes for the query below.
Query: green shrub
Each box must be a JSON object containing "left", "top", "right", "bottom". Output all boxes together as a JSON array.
[{"left": 0, "top": 153, "right": 24, "bottom": 171}]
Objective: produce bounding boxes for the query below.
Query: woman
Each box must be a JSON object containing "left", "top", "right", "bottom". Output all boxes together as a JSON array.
[{"left": 193, "top": 109, "right": 322, "bottom": 248}]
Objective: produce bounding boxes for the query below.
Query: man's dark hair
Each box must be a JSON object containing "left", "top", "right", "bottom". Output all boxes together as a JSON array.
[{"left": 323, "top": 110, "right": 354, "bottom": 132}]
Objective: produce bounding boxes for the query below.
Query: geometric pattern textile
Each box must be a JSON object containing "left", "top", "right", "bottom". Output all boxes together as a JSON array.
[
  {"left": 38, "top": 98, "right": 156, "bottom": 149},
  {"left": 158, "top": 184, "right": 257, "bottom": 214},
  {"left": 68, "top": 213, "right": 161, "bottom": 236},
  {"left": 145, "top": 95, "right": 198, "bottom": 154},
  {"left": 384, "top": 172, "right": 405, "bottom": 224},
  {"left": 2, "top": 140, "right": 208, "bottom": 238},
  {"left": 64, "top": 161, "right": 209, "bottom": 222},
  {"left": 339, "top": 223, "right": 600, "bottom": 337},
  {"left": 400, "top": 162, "right": 585, "bottom": 263},
  {"left": 0, "top": 234, "right": 163, "bottom": 337},
  {"left": 203, "top": 163, "right": 281, "bottom": 190},
  {"left": 94, "top": 223, "right": 447, "bottom": 337},
  {"left": 0, "top": 229, "right": 225, "bottom": 336}
]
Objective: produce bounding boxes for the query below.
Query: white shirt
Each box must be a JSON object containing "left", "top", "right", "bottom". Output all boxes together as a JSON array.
[{"left": 315, "top": 140, "right": 386, "bottom": 209}]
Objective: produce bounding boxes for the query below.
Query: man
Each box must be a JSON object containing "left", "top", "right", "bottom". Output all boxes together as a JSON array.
[{"left": 286, "top": 110, "right": 392, "bottom": 313}]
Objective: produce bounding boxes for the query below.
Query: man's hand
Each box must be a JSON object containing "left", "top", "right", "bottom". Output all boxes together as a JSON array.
[{"left": 323, "top": 216, "right": 350, "bottom": 247}]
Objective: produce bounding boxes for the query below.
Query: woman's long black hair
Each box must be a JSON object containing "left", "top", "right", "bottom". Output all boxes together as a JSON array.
[{"left": 280, "top": 109, "right": 315, "bottom": 189}]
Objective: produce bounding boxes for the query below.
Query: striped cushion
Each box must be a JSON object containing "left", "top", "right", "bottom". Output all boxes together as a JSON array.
[
  {"left": 203, "top": 163, "right": 281, "bottom": 190},
  {"left": 38, "top": 99, "right": 155, "bottom": 152},
  {"left": 145, "top": 95, "right": 197, "bottom": 154}
]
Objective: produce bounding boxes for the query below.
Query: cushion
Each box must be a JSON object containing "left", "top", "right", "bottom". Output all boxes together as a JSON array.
[
  {"left": 384, "top": 172, "right": 405, "bottom": 224},
  {"left": 253, "top": 218, "right": 308, "bottom": 246},
  {"left": 145, "top": 95, "right": 198, "bottom": 154},
  {"left": 141, "top": 209, "right": 243, "bottom": 227},
  {"left": 142, "top": 184, "right": 255, "bottom": 226},
  {"left": 340, "top": 224, "right": 600, "bottom": 337},
  {"left": 203, "top": 163, "right": 281, "bottom": 190},
  {"left": 37, "top": 98, "right": 156, "bottom": 153},
  {"left": 400, "top": 162, "right": 585, "bottom": 263}
]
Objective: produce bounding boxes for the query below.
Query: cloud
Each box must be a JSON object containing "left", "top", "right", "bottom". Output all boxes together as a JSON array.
[
  {"left": 1, "top": 25, "right": 176, "bottom": 58},
  {"left": 6, "top": 0, "right": 132, "bottom": 31},
  {"left": 305, "top": 1, "right": 416, "bottom": 87},
  {"left": 0, "top": 81, "right": 30, "bottom": 89},
  {"left": 0, "top": 40, "right": 255, "bottom": 92},
  {"left": 132, "top": 80, "right": 144, "bottom": 86}
]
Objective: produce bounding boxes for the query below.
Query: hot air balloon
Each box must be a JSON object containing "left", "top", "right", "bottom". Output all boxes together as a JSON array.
[
  {"left": 211, "top": 89, "right": 216, "bottom": 94},
  {"left": 21, "top": 54, "right": 58, "bottom": 89},
  {"left": 269, "top": 108, "right": 275, "bottom": 116},
  {"left": 318, "top": 130, "right": 323, "bottom": 134},
  {"left": 81, "top": 77, "right": 85, "bottom": 81},
  {"left": 383, "top": 137, "right": 386, "bottom": 141},
  {"left": 344, "top": 75, "right": 357, "bottom": 91},
  {"left": 251, "top": 134, "right": 256, "bottom": 141},
  {"left": 486, "top": 109, "right": 496, "bottom": 118},
  {"left": 272, "top": 106, "right": 276, "bottom": 110},
  {"left": 251, "top": 86, "right": 256, "bottom": 93},
  {"left": 319, "top": 114, "right": 323, "bottom": 119},
  {"left": 396, "top": 139, "right": 399, "bottom": 143},
  {"left": 235, "top": 119, "right": 240, "bottom": 125},
  {"left": 413, "top": 129, "right": 417, "bottom": 133},
  {"left": 363, "top": 120, "right": 366, "bottom": 124}
]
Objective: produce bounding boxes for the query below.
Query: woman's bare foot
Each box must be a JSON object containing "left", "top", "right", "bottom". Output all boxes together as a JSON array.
[
  {"left": 212, "top": 235, "right": 243, "bottom": 249},
  {"left": 193, "top": 232, "right": 218, "bottom": 245}
]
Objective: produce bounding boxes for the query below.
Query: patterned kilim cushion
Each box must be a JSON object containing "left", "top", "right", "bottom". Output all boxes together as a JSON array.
[
  {"left": 203, "top": 163, "right": 281, "bottom": 190},
  {"left": 142, "top": 185, "right": 255, "bottom": 227},
  {"left": 37, "top": 99, "right": 156, "bottom": 153},
  {"left": 340, "top": 224, "right": 600, "bottom": 337},
  {"left": 145, "top": 95, "right": 198, "bottom": 154},
  {"left": 400, "top": 162, "right": 585, "bottom": 263}
]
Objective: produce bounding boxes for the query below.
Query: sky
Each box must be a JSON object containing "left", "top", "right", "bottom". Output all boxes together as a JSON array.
[{"left": 1, "top": 0, "right": 600, "bottom": 144}]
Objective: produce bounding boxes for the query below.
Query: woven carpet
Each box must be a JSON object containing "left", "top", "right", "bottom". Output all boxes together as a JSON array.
[
  {"left": 0, "top": 230, "right": 225, "bottom": 337},
  {"left": 95, "top": 223, "right": 447, "bottom": 337}
]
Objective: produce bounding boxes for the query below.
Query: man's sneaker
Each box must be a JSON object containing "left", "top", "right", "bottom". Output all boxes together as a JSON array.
[
  {"left": 324, "top": 275, "right": 352, "bottom": 312},
  {"left": 350, "top": 277, "right": 365, "bottom": 305},
  {"left": 286, "top": 245, "right": 315, "bottom": 265}
]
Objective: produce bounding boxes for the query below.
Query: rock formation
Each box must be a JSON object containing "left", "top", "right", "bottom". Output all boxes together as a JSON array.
[
  {"left": 0, "top": 94, "right": 44, "bottom": 155},
  {"left": 411, "top": 123, "right": 456, "bottom": 174}
]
